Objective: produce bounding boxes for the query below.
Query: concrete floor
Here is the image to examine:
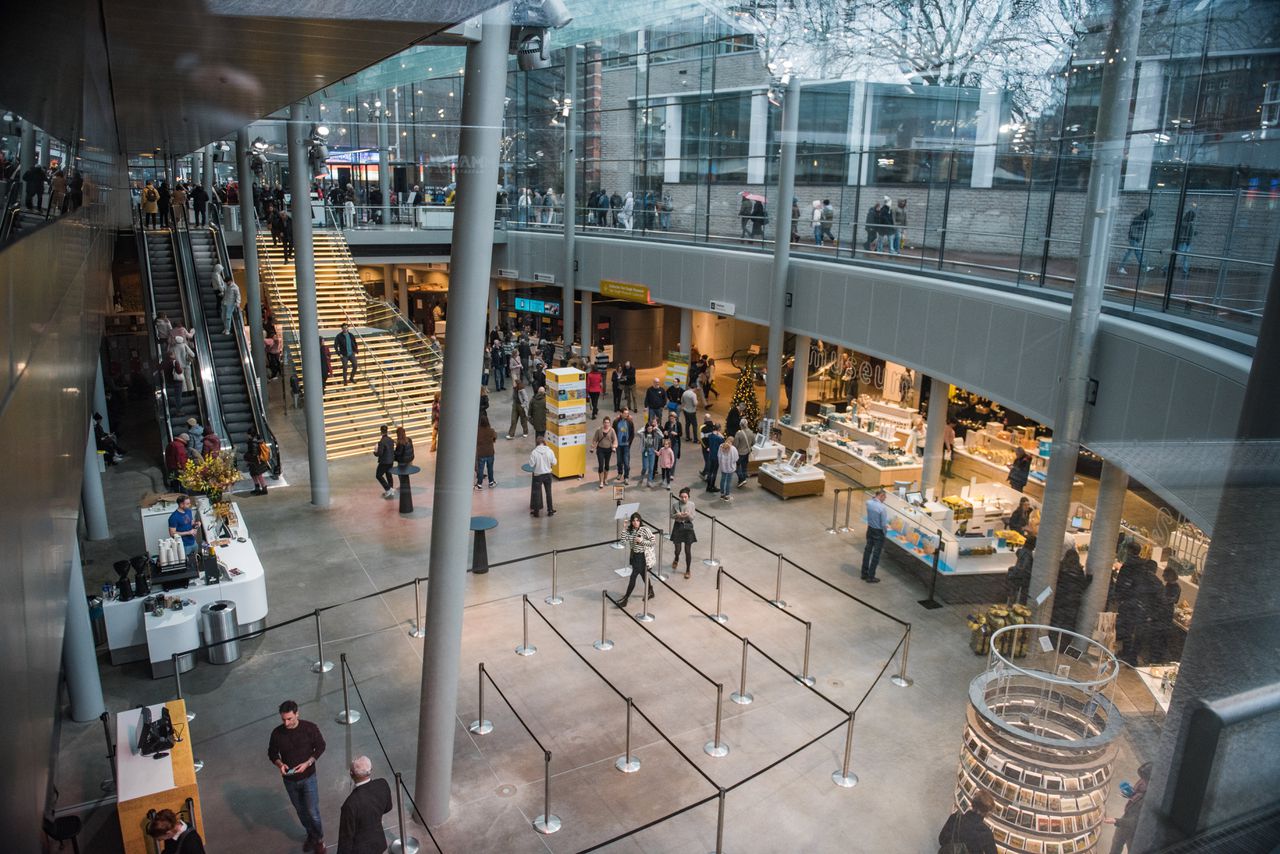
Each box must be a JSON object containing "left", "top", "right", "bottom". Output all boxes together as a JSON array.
[{"left": 64, "top": 366, "right": 1155, "bottom": 853}]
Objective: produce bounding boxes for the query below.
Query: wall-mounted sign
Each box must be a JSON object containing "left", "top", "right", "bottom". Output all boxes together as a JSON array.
[
  {"left": 533, "top": 272, "right": 556, "bottom": 284},
  {"left": 709, "top": 300, "right": 736, "bottom": 316},
  {"left": 515, "top": 297, "right": 562, "bottom": 317},
  {"left": 497, "top": 268, "right": 519, "bottom": 279},
  {"left": 600, "top": 279, "right": 652, "bottom": 304}
]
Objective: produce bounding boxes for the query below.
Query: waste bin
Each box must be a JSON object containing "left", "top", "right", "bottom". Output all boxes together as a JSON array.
[
  {"left": 88, "top": 596, "right": 106, "bottom": 647},
  {"left": 200, "top": 601, "right": 240, "bottom": 664}
]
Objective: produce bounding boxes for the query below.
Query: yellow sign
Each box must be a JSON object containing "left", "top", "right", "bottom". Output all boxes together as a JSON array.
[{"left": 600, "top": 279, "right": 652, "bottom": 304}]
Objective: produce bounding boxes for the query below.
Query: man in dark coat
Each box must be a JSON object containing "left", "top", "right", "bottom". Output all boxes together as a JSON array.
[
  {"left": 1051, "top": 546, "right": 1091, "bottom": 649},
  {"left": 938, "top": 790, "right": 997, "bottom": 854},
  {"left": 336, "top": 756, "right": 392, "bottom": 854}
]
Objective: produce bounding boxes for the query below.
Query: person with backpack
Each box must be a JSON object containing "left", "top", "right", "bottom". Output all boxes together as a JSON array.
[
  {"left": 938, "top": 790, "right": 997, "bottom": 854},
  {"left": 141, "top": 180, "right": 160, "bottom": 229},
  {"left": 247, "top": 427, "right": 271, "bottom": 495},
  {"left": 1117, "top": 208, "right": 1153, "bottom": 275}
]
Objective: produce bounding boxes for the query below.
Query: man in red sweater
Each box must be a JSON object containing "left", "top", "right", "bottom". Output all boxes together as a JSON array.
[{"left": 268, "top": 700, "right": 328, "bottom": 853}]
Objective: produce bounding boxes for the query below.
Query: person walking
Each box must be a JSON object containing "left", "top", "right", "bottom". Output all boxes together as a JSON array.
[
  {"left": 146, "top": 808, "right": 206, "bottom": 854},
  {"left": 811, "top": 200, "right": 824, "bottom": 245},
  {"left": 475, "top": 415, "right": 497, "bottom": 489},
  {"left": 657, "top": 436, "right": 676, "bottom": 489},
  {"left": 586, "top": 368, "right": 603, "bottom": 419},
  {"left": 334, "top": 323, "right": 358, "bottom": 385},
  {"left": 610, "top": 365, "right": 623, "bottom": 412},
  {"left": 374, "top": 425, "right": 396, "bottom": 499},
  {"left": 1174, "top": 202, "right": 1197, "bottom": 276},
  {"left": 1117, "top": 207, "right": 1153, "bottom": 275},
  {"left": 716, "top": 437, "right": 739, "bottom": 500},
  {"left": 821, "top": 199, "right": 835, "bottom": 246},
  {"left": 891, "top": 197, "right": 908, "bottom": 254},
  {"left": 507, "top": 380, "right": 531, "bottom": 439},
  {"left": 738, "top": 192, "right": 754, "bottom": 242},
  {"left": 489, "top": 339, "right": 506, "bottom": 390},
  {"left": 319, "top": 336, "right": 333, "bottom": 390},
  {"left": 938, "top": 790, "right": 997, "bottom": 854},
  {"left": 662, "top": 411, "right": 682, "bottom": 462},
  {"left": 643, "top": 377, "right": 665, "bottom": 426},
  {"left": 617, "top": 512, "right": 656, "bottom": 607},
  {"left": 246, "top": 426, "right": 271, "bottom": 495},
  {"left": 1051, "top": 547, "right": 1091, "bottom": 649},
  {"left": 22, "top": 161, "right": 46, "bottom": 210},
  {"left": 620, "top": 360, "right": 637, "bottom": 411},
  {"left": 221, "top": 276, "right": 241, "bottom": 335},
  {"left": 508, "top": 349, "right": 523, "bottom": 388},
  {"left": 1008, "top": 447, "right": 1032, "bottom": 493},
  {"left": 1103, "top": 762, "right": 1152, "bottom": 854},
  {"left": 614, "top": 408, "right": 635, "bottom": 484},
  {"left": 590, "top": 416, "right": 617, "bottom": 489},
  {"left": 703, "top": 358, "right": 719, "bottom": 401},
  {"left": 861, "top": 489, "right": 888, "bottom": 583},
  {"left": 267, "top": 699, "right": 328, "bottom": 854},
  {"left": 336, "top": 756, "right": 392, "bottom": 854},
  {"left": 639, "top": 419, "right": 660, "bottom": 488},
  {"left": 528, "top": 434, "right": 557, "bottom": 517},
  {"left": 703, "top": 422, "right": 724, "bottom": 494},
  {"left": 732, "top": 419, "right": 755, "bottom": 485},
  {"left": 670, "top": 487, "right": 698, "bottom": 578},
  {"left": 528, "top": 385, "right": 547, "bottom": 437},
  {"left": 680, "top": 383, "right": 699, "bottom": 441}
]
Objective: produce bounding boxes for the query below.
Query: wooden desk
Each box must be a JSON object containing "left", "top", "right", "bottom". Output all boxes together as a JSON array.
[
  {"left": 758, "top": 465, "right": 826, "bottom": 499},
  {"left": 116, "top": 700, "right": 203, "bottom": 854}
]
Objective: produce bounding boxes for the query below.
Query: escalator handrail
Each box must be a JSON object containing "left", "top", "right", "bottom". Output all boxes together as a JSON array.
[
  {"left": 134, "top": 210, "right": 178, "bottom": 457},
  {"left": 169, "top": 217, "right": 230, "bottom": 446},
  {"left": 208, "top": 205, "right": 282, "bottom": 472}
]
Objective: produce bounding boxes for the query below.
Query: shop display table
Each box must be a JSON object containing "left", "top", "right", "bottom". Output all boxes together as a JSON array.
[
  {"left": 758, "top": 463, "right": 825, "bottom": 499},
  {"left": 746, "top": 440, "right": 785, "bottom": 475},
  {"left": 104, "top": 498, "right": 268, "bottom": 666},
  {"left": 394, "top": 464, "right": 421, "bottom": 514},
  {"left": 144, "top": 605, "right": 200, "bottom": 679},
  {"left": 1134, "top": 665, "right": 1179, "bottom": 714},
  {"left": 116, "top": 700, "right": 203, "bottom": 854},
  {"left": 470, "top": 516, "right": 498, "bottom": 574}
]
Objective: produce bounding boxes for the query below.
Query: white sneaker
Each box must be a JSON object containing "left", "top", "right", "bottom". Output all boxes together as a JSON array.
[
  {"left": 1117, "top": 266, "right": 1128, "bottom": 274},
  {"left": 383, "top": 489, "right": 396, "bottom": 499},
  {"left": 505, "top": 434, "right": 514, "bottom": 440}
]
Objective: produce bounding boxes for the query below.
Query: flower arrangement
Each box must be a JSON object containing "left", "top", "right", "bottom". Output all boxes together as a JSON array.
[{"left": 177, "top": 450, "right": 241, "bottom": 503}]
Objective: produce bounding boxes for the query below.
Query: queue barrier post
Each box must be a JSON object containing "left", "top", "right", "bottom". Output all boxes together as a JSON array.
[
  {"left": 832, "top": 711, "right": 859, "bottom": 788},
  {"left": 827, "top": 488, "right": 844, "bottom": 534},
  {"left": 711, "top": 787, "right": 727, "bottom": 854},
  {"left": 593, "top": 590, "right": 614, "bottom": 651},
  {"left": 731, "top": 637, "right": 753, "bottom": 705},
  {"left": 533, "top": 750, "right": 561, "bottom": 834},
  {"left": 468, "top": 662, "right": 493, "bottom": 734},
  {"left": 171, "top": 654, "right": 204, "bottom": 773},
  {"left": 890, "top": 626, "right": 915, "bottom": 687},
  {"left": 615, "top": 697, "right": 641, "bottom": 773},
  {"left": 611, "top": 515, "right": 625, "bottom": 550},
  {"left": 311, "top": 608, "right": 334, "bottom": 673},
  {"left": 840, "top": 488, "right": 854, "bottom": 533},
  {"left": 515, "top": 595, "right": 538, "bottom": 656},
  {"left": 702, "top": 517, "right": 721, "bottom": 567},
  {"left": 796, "top": 621, "right": 815, "bottom": 687},
  {"left": 409, "top": 577, "right": 426, "bottom": 638},
  {"left": 389, "top": 772, "right": 420, "bottom": 854},
  {"left": 99, "top": 711, "right": 117, "bottom": 794},
  {"left": 769, "top": 552, "right": 787, "bottom": 608},
  {"left": 335, "top": 653, "right": 361, "bottom": 725},
  {"left": 635, "top": 566, "right": 655, "bottom": 623},
  {"left": 711, "top": 566, "right": 728, "bottom": 624},
  {"left": 654, "top": 534, "right": 668, "bottom": 581},
  {"left": 544, "top": 550, "right": 564, "bottom": 605},
  {"left": 703, "top": 683, "right": 730, "bottom": 758}
]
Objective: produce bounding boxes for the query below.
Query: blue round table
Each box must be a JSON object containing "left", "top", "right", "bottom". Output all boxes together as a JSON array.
[
  {"left": 470, "top": 516, "right": 498, "bottom": 574},
  {"left": 394, "top": 465, "right": 421, "bottom": 514}
]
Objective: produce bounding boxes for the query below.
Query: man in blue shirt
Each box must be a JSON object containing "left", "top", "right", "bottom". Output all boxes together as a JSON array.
[
  {"left": 168, "top": 495, "right": 201, "bottom": 556},
  {"left": 333, "top": 323, "right": 358, "bottom": 385},
  {"left": 862, "top": 489, "right": 889, "bottom": 583}
]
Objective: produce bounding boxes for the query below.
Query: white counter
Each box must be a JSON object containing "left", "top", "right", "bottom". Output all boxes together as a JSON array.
[
  {"left": 145, "top": 606, "right": 201, "bottom": 667},
  {"left": 104, "top": 499, "right": 268, "bottom": 664},
  {"left": 116, "top": 703, "right": 179, "bottom": 802}
]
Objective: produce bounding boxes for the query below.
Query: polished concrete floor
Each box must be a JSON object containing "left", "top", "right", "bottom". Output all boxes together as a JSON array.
[{"left": 64, "top": 367, "right": 1154, "bottom": 853}]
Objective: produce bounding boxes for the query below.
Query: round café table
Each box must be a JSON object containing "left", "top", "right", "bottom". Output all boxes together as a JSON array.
[
  {"left": 394, "top": 465, "right": 421, "bottom": 514},
  {"left": 469, "top": 516, "right": 499, "bottom": 574}
]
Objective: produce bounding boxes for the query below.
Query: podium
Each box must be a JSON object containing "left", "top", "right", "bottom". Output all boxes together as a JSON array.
[
  {"left": 116, "top": 700, "right": 204, "bottom": 854},
  {"left": 546, "top": 368, "right": 586, "bottom": 478}
]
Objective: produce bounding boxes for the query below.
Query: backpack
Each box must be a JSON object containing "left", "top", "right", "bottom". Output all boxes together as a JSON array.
[
  {"left": 256, "top": 440, "right": 271, "bottom": 464},
  {"left": 163, "top": 356, "right": 182, "bottom": 381}
]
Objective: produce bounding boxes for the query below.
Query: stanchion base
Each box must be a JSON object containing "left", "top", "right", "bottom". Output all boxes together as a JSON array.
[
  {"left": 826, "top": 527, "right": 838, "bottom": 534},
  {"left": 890, "top": 675, "right": 914, "bottom": 688},
  {"left": 185, "top": 711, "right": 196, "bottom": 723},
  {"left": 769, "top": 599, "right": 787, "bottom": 609},
  {"left": 702, "top": 558, "right": 721, "bottom": 568},
  {"left": 832, "top": 771, "right": 859, "bottom": 788},
  {"left": 544, "top": 595, "right": 564, "bottom": 606},
  {"left": 654, "top": 571, "right": 669, "bottom": 581},
  {"left": 593, "top": 639, "right": 614, "bottom": 651},
  {"left": 634, "top": 611, "right": 655, "bottom": 623},
  {"left": 390, "top": 836, "right": 421, "bottom": 854},
  {"left": 837, "top": 526, "right": 851, "bottom": 533},
  {"left": 917, "top": 598, "right": 944, "bottom": 610},
  {"left": 336, "top": 709, "right": 361, "bottom": 725},
  {"left": 192, "top": 759, "right": 204, "bottom": 773},
  {"left": 468, "top": 719, "right": 493, "bottom": 735},
  {"left": 533, "top": 814, "right": 561, "bottom": 835},
  {"left": 795, "top": 675, "right": 816, "bottom": 687},
  {"left": 703, "top": 740, "right": 729, "bottom": 758},
  {"left": 730, "top": 691, "right": 753, "bottom": 705},
  {"left": 615, "top": 755, "right": 641, "bottom": 773},
  {"left": 610, "top": 541, "right": 625, "bottom": 551},
  {"left": 312, "top": 660, "right": 334, "bottom": 673},
  {"left": 100, "top": 780, "right": 115, "bottom": 795},
  {"left": 515, "top": 645, "right": 538, "bottom": 656},
  {"left": 710, "top": 614, "right": 729, "bottom": 624},
  {"left": 408, "top": 625, "right": 426, "bottom": 638}
]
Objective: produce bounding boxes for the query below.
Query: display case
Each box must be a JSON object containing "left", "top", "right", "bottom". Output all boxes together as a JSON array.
[
  {"left": 545, "top": 368, "right": 587, "bottom": 478},
  {"left": 757, "top": 461, "right": 825, "bottom": 499}
]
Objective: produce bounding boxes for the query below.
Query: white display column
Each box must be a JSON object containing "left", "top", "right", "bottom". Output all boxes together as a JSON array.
[
  {"left": 82, "top": 427, "right": 109, "bottom": 541},
  {"left": 921, "top": 377, "right": 949, "bottom": 495},
  {"left": 94, "top": 359, "right": 110, "bottom": 433},
  {"left": 790, "top": 335, "right": 810, "bottom": 421},
  {"left": 581, "top": 290, "right": 592, "bottom": 352},
  {"left": 679, "top": 308, "right": 692, "bottom": 356},
  {"left": 65, "top": 538, "right": 105, "bottom": 722},
  {"left": 764, "top": 76, "right": 801, "bottom": 421},
  {"left": 560, "top": 44, "right": 577, "bottom": 363},
  {"left": 1077, "top": 460, "right": 1128, "bottom": 636}
]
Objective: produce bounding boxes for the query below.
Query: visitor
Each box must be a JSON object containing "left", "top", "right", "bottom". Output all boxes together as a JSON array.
[
  {"left": 184, "top": 417, "right": 206, "bottom": 462},
  {"left": 146, "top": 808, "right": 206, "bottom": 854},
  {"left": 191, "top": 183, "right": 209, "bottom": 227},
  {"left": 374, "top": 425, "right": 396, "bottom": 499},
  {"left": 942, "top": 418, "right": 956, "bottom": 478},
  {"left": 586, "top": 368, "right": 603, "bottom": 419},
  {"left": 665, "top": 378, "right": 683, "bottom": 416},
  {"left": 171, "top": 183, "right": 188, "bottom": 225},
  {"left": 475, "top": 415, "right": 497, "bottom": 489},
  {"left": 221, "top": 276, "right": 241, "bottom": 335},
  {"left": 489, "top": 339, "right": 506, "bottom": 390},
  {"left": 614, "top": 408, "right": 635, "bottom": 485},
  {"left": 1005, "top": 534, "right": 1035, "bottom": 605},
  {"left": 93, "top": 412, "right": 126, "bottom": 465},
  {"left": 164, "top": 433, "right": 190, "bottom": 488},
  {"left": 141, "top": 180, "right": 159, "bottom": 228},
  {"left": 662, "top": 412, "right": 682, "bottom": 462},
  {"left": 703, "top": 421, "right": 724, "bottom": 494},
  {"left": 319, "top": 336, "right": 332, "bottom": 390},
  {"left": 337, "top": 756, "right": 391, "bottom": 854},
  {"left": 170, "top": 335, "right": 196, "bottom": 396},
  {"left": 1103, "top": 763, "right": 1152, "bottom": 854},
  {"left": 1117, "top": 208, "right": 1153, "bottom": 275},
  {"left": 733, "top": 419, "right": 755, "bottom": 485},
  {"left": 643, "top": 377, "right": 665, "bottom": 425},
  {"left": 1007, "top": 447, "right": 1032, "bottom": 493},
  {"left": 507, "top": 379, "right": 531, "bottom": 439},
  {"left": 891, "top": 197, "right": 908, "bottom": 254},
  {"left": 590, "top": 416, "right": 617, "bottom": 489},
  {"left": 267, "top": 700, "right": 327, "bottom": 854},
  {"left": 657, "top": 435, "right": 676, "bottom": 489},
  {"left": 703, "top": 358, "right": 719, "bottom": 401},
  {"left": 717, "top": 436, "right": 739, "bottom": 500},
  {"left": 508, "top": 348, "right": 522, "bottom": 387},
  {"left": 528, "top": 434, "right": 557, "bottom": 517},
  {"left": 1050, "top": 546, "right": 1091, "bottom": 649},
  {"left": 620, "top": 360, "right": 637, "bottom": 411},
  {"left": 639, "top": 419, "right": 660, "bottom": 488},
  {"left": 479, "top": 384, "right": 490, "bottom": 417},
  {"left": 394, "top": 425, "right": 414, "bottom": 471},
  {"left": 861, "top": 489, "right": 888, "bottom": 583},
  {"left": 617, "top": 512, "right": 656, "bottom": 608},
  {"left": 738, "top": 192, "right": 754, "bottom": 242},
  {"left": 246, "top": 427, "right": 270, "bottom": 495},
  {"left": 1008, "top": 497, "right": 1033, "bottom": 535},
  {"left": 680, "top": 383, "right": 700, "bottom": 441},
  {"left": 1153, "top": 566, "right": 1181, "bottom": 662},
  {"left": 334, "top": 323, "right": 358, "bottom": 385},
  {"left": 593, "top": 344, "right": 610, "bottom": 376},
  {"left": 167, "top": 494, "right": 200, "bottom": 555},
  {"left": 528, "top": 385, "right": 547, "bottom": 437},
  {"left": 670, "top": 487, "right": 698, "bottom": 578},
  {"left": 610, "top": 364, "right": 623, "bottom": 412},
  {"left": 22, "top": 161, "right": 45, "bottom": 210},
  {"left": 937, "top": 790, "right": 997, "bottom": 854}
]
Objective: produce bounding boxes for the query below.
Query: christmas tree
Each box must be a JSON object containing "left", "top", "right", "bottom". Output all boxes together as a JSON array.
[{"left": 732, "top": 357, "right": 761, "bottom": 428}]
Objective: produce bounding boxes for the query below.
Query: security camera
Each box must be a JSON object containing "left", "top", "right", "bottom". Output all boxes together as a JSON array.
[
  {"left": 513, "top": 0, "right": 572, "bottom": 29},
  {"left": 515, "top": 28, "right": 551, "bottom": 71}
]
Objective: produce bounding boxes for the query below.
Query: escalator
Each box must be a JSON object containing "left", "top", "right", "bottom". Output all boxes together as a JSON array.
[{"left": 141, "top": 229, "right": 208, "bottom": 442}]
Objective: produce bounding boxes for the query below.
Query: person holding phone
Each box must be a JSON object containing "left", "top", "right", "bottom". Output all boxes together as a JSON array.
[{"left": 268, "top": 700, "right": 328, "bottom": 853}]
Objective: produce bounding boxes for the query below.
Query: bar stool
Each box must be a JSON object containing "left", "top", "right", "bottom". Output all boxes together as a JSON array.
[{"left": 43, "top": 815, "right": 82, "bottom": 854}]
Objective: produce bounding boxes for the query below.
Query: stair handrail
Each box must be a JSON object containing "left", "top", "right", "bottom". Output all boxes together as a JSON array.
[
  {"left": 134, "top": 209, "right": 178, "bottom": 458},
  {"left": 208, "top": 206, "right": 283, "bottom": 475},
  {"left": 169, "top": 213, "right": 230, "bottom": 445}
]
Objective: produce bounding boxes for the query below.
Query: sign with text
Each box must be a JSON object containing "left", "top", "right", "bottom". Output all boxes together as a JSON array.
[
  {"left": 663, "top": 351, "right": 690, "bottom": 388},
  {"left": 600, "top": 279, "right": 652, "bottom": 304},
  {"left": 709, "top": 300, "right": 736, "bottom": 316},
  {"left": 514, "top": 297, "right": 561, "bottom": 317}
]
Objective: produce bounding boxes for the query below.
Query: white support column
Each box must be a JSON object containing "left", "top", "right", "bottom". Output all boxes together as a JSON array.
[
  {"left": 1077, "top": 461, "right": 1128, "bottom": 636},
  {"left": 1123, "top": 60, "right": 1164, "bottom": 192},
  {"left": 488, "top": 279, "right": 500, "bottom": 334},
  {"left": 663, "top": 99, "right": 682, "bottom": 185},
  {"left": 94, "top": 359, "right": 110, "bottom": 433},
  {"left": 765, "top": 77, "right": 802, "bottom": 421},
  {"left": 680, "top": 307, "right": 692, "bottom": 356},
  {"left": 921, "top": 378, "right": 950, "bottom": 495},
  {"left": 790, "top": 335, "right": 810, "bottom": 421},
  {"left": 747, "top": 91, "right": 768, "bottom": 186},
  {"left": 846, "top": 82, "right": 871, "bottom": 187},
  {"left": 970, "top": 89, "right": 1002, "bottom": 189},
  {"left": 82, "top": 428, "right": 109, "bottom": 541},
  {"left": 399, "top": 274, "right": 410, "bottom": 320},
  {"left": 203, "top": 145, "right": 216, "bottom": 191},
  {"left": 581, "top": 290, "right": 593, "bottom": 352},
  {"left": 64, "top": 538, "right": 105, "bottom": 722}
]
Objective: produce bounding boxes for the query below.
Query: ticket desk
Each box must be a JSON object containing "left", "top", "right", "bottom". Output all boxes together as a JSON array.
[{"left": 116, "top": 700, "right": 204, "bottom": 854}]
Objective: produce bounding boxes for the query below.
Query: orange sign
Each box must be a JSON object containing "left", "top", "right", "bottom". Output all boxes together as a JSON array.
[{"left": 599, "top": 279, "right": 652, "bottom": 304}]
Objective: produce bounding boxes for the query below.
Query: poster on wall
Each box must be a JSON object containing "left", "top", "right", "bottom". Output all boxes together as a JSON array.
[{"left": 663, "top": 351, "right": 689, "bottom": 387}]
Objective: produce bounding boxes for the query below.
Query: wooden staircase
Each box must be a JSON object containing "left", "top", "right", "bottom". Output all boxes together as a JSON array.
[{"left": 256, "top": 229, "right": 440, "bottom": 459}]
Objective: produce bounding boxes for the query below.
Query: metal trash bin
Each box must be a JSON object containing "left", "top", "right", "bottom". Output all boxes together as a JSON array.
[
  {"left": 88, "top": 596, "right": 107, "bottom": 647},
  {"left": 199, "top": 601, "right": 240, "bottom": 664}
]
